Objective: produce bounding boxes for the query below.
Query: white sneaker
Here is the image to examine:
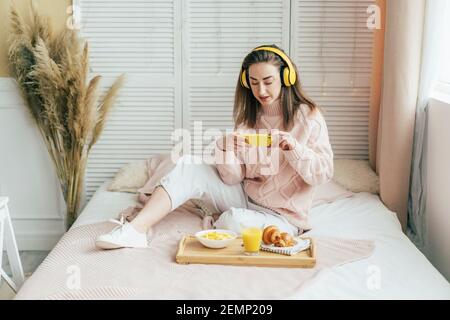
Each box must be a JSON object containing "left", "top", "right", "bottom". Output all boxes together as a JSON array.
[{"left": 95, "top": 220, "right": 148, "bottom": 249}]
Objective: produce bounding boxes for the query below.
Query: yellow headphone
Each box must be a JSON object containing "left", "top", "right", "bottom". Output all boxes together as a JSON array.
[{"left": 240, "top": 46, "right": 297, "bottom": 89}]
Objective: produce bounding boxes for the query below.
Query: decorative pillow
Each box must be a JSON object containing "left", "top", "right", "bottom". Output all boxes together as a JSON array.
[
  {"left": 107, "top": 160, "right": 149, "bottom": 193},
  {"left": 107, "top": 154, "right": 174, "bottom": 193},
  {"left": 333, "top": 159, "right": 380, "bottom": 194}
]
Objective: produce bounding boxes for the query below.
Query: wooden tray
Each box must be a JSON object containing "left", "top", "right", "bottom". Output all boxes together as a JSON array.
[{"left": 176, "top": 236, "right": 316, "bottom": 268}]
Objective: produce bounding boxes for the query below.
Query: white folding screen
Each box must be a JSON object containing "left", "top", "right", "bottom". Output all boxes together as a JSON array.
[
  {"left": 291, "top": 0, "right": 375, "bottom": 159},
  {"left": 77, "top": 0, "right": 182, "bottom": 198},
  {"left": 77, "top": 0, "right": 375, "bottom": 199},
  {"left": 182, "top": 0, "right": 290, "bottom": 158}
]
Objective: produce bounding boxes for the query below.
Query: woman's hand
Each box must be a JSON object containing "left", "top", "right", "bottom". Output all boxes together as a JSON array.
[
  {"left": 216, "top": 132, "right": 247, "bottom": 153},
  {"left": 271, "top": 130, "right": 297, "bottom": 151}
]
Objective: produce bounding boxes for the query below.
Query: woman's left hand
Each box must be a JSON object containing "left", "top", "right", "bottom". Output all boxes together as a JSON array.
[{"left": 272, "top": 130, "right": 297, "bottom": 151}]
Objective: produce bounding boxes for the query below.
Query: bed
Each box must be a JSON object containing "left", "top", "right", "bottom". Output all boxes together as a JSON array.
[{"left": 15, "top": 180, "right": 450, "bottom": 299}]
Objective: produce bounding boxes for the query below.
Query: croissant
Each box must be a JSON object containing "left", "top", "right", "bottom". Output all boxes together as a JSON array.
[
  {"left": 262, "top": 225, "right": 281, "bottom": 245},
  {"left": 262, "top": 226, "right": 296, "bottom": 247},
  {"left": 280, "top": 232, "right": 296, "bottom": 247}
]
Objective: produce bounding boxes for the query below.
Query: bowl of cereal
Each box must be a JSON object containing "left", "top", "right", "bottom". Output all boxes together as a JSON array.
[{"left": 195, "top": 229, "right": 238, "bottom": 249}]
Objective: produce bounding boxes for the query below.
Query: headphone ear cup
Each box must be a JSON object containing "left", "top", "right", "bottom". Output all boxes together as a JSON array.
[
  {"left": 282, "top": 67, "right": 291, "bottom": 87},
  {"left": 241, "top": 69, "right": 250, "bottom": 89},
  {"left": 279, "top": 66, "right": 288, "bottom": 87}
]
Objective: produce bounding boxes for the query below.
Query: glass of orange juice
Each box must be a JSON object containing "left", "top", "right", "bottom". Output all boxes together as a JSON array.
[{"left": 240, "top": 222, "right": 265, "bottom": 255}]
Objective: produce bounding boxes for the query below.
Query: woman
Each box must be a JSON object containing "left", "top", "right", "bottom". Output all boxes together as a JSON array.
[{"left": 95, "top": 44, "right": 333, "bottom": 249}]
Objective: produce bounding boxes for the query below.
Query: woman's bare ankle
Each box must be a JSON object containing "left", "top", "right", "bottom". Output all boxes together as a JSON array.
[{"left": 130, "top": 220, "right": 149, "bottom": 234}]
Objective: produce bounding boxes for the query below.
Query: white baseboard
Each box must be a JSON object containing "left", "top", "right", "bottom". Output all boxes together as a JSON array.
[
  {"left": 14, "top": 231, "right": 64, "bottom": 251},
  {"left": 10, "top": 217, "right": 65, "bottom": 251}
]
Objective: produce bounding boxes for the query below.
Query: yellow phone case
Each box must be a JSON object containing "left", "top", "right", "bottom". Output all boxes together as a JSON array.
[{"left": 241, "top": 134, "right": 272, "bottom": 147}]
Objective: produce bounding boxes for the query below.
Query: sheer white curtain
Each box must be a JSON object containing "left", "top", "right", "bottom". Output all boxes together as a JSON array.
[{"left": 407, "top": 0, "right": 450, "bottom": 250}]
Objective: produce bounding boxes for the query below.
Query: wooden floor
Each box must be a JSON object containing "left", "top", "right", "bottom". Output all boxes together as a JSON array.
[{"left": 1, "top": 251, "right": 49, "bottom": 300}]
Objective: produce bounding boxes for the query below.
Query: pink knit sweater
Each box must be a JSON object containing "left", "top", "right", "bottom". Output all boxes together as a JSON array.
[{"left": 214, "top": 99, "right": 334, "bottom": 230}]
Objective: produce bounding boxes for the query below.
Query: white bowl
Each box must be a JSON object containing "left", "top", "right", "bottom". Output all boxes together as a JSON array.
[{"left": 195, "top": 229, "right": 238, "bottom": 249}]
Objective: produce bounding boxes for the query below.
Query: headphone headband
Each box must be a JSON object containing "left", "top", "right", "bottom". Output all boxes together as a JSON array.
[{"left": 240, "top": 46, "right": 297, "bottom": 89}]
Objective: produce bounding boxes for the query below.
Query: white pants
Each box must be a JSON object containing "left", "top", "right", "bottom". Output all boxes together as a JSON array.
[{"left": 158, "top": 154, "right": 299, "bottom": 236}]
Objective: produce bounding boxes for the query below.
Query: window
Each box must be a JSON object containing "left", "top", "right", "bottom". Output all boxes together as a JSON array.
[
  {"left": 432, "top": 0, "right": 450, "bottom": 101},
  {"left": 438, "top": 17, "right": 450, "bottom": 86}
]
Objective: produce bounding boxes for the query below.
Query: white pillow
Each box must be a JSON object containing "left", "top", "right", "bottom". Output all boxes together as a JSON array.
[{"left": 333, "top": 159, "right": 379, "bottom": 194}]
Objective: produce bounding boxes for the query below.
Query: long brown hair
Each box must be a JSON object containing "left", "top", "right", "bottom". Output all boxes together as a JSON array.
[{"left": 233, "top": 44, "right": 319, "bottom": 131}]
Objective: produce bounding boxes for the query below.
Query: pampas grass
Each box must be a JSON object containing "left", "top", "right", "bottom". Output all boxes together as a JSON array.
[{"left": 8, "top": 2, "right": 125, "bottom": 229}]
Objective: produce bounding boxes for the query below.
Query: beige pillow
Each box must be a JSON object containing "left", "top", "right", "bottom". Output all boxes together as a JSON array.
[
  {"left": 108, "top": 160, "right": 149, "bottom": 193},
  {"left": 333, "top": 159, "right": 379, "bottom": 194},
  {"left": 107, "top": 154, "right": 175, "bottom": 193}
]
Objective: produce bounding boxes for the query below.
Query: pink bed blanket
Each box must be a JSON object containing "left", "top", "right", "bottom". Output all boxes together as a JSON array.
[{"left": 15, "top": 207, "right": 374, "bottom": 300}]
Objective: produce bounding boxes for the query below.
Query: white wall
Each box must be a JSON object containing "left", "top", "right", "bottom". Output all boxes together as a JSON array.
[
  {"left": 0, "top": 78, "right": 65, "bottom": 250},
  {"left": 425, "top": 96, "right": 450, "bottom": 281}
]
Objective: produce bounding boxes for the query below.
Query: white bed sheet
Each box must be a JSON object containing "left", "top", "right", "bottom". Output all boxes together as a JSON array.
[{"left": 73, "top": 180, "right": 450, "bottom": 299}]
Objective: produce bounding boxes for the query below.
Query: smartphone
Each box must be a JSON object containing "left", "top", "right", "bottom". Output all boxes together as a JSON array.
[{"left": 241, "top": 133, "right": 272, "bottom": 147}]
